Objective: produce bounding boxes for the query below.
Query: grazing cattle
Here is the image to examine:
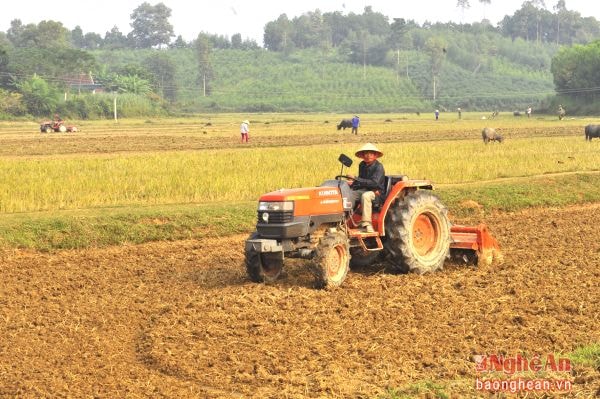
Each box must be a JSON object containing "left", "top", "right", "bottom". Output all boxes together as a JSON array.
[
  {"left": 513, "top": 111, "right": 522, "bottom": 117},
  {"left": 337, "top": 119, "right": 353, "bottom": 130},
  {"left": 482, "top": 127, "right": 503, "bottom": 144},
  {"left": 585, "top": 124, "right": 600, "bottom": 141}
]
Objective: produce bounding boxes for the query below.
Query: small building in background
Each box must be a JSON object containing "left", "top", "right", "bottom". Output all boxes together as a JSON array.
[{"left": 63, "top": 72, "right": 104, "bottom": 95}]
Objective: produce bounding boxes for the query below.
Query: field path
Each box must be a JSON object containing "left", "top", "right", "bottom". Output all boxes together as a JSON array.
[{"left": 1, "top": 204, "right": 599, "bottom": 397}]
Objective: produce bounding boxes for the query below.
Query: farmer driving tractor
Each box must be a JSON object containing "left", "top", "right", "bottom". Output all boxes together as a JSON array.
[{"left": 347, "top": 143, "right": 385, "bottom": 233}]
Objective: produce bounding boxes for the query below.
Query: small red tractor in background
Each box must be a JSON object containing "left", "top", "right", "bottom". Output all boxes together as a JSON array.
[
  {"left": 40, "top": 120, "right": 78, "bottom": 133},
  {"left": 245, "top": 154, "right": 502, "bottom": 289}
]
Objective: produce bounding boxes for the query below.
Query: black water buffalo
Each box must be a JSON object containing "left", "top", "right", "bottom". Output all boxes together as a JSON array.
[
  {"left": 513, "top": 111, "right": 522, "bottom": 117},
  {"left": 482, "top": 127, "right": 503, "bottom": 144},
  {"left": 337, "top": 119, "right": 353, "bottom": 130},
  {"left": 585, "top": 124, "right": 600, "bottom": 141}
]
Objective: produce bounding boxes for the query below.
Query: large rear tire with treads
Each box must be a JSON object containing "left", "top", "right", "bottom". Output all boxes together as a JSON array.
[{"left": 385, "top": 191, "right": 451, "bottom": 274}]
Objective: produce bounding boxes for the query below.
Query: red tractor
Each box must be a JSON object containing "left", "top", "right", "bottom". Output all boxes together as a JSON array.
[
  {"left": 245, "top": 154, "right": 501, "bottom": 289},
  {"left": 40, "top": 120, "right": 78, "bottom": 133}
]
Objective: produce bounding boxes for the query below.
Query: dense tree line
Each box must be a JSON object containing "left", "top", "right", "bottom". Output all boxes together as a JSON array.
[{"left": 263, "top": 2, "right": 600, "bottom": 63}]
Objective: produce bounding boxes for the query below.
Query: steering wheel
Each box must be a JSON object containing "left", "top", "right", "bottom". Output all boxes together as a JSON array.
[{"left": 335, "top": 175, "right": 353, "bottom": 181}]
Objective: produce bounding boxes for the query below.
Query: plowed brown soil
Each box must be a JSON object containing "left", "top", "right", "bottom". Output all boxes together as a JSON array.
[
  {"left": 0, "top": 125, "right": 582, "bottom": 157},
  {"left": 1, "top": 204, "right": 599, "bottom": 398}
]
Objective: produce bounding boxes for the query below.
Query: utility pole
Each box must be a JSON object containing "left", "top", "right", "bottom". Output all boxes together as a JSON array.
[
  {"left": 433, "top": 76, "right": 437, "bottom": 101},
  {"left": 396, "top": 49, "right": 400, "bottom": 84},
  {"left": 114, "top": 97, "right": 118, "bottom": 122}
]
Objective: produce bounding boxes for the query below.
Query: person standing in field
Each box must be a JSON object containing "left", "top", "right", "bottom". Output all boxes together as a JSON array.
[
  {"left": 351, "top": 115, "right": 360, "bottom": 135},
  {"left": 435, "top": 109, "right": 440, "bottom": 120},
  {"left": 526, "top": 106, "right": 532, "bottom": 118},
  {"left": 240, "top": 119, "right": 250, "bottom": 143},
  {"left": 457, "top": 107, "right": 462, "bottom": 119}
]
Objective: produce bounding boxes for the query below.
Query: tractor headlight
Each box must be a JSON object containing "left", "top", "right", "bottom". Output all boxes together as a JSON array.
[{"left": 258, "top": 201, "right": 294, "bottom": 212}]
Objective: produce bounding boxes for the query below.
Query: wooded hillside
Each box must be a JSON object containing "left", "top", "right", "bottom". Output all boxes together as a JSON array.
[{"left": 0, "top": 2, "right": 599, "bottom": 117}]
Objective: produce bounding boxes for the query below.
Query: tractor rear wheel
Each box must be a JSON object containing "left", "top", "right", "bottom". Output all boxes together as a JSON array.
[
  {"left": 312, "top": 230, "right": 350, "bottom": 289},
  {"left": 245, "top": 232, "right": 283, "bottom": 283},
  {"left": 58, "top": 125, "right": 67, "bottom": 133},
  {"left": 45, "top": 127, "right": 53, "bottom": 134},
  {"left": 385, "top": 191, "right": 451, "bottom": 274}
]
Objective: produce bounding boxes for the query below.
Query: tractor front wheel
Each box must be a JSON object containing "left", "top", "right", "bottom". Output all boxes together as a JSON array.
[
  {"left": 245, "top": 232, "right": 283, "bottom": 283},
  {"left": 385, "top": 191, "right": 451, "bottom": 274},
  {"left": 312, "top": 230, "right": 350, "bottom": 289},
  {"left": 45, "top": 127, "right": 53, "bottom": 134}
]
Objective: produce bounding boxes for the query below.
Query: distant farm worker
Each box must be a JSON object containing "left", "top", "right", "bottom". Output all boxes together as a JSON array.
[
  {"left": 526, "top": 106, "right": 532, "bottom": 118},
  {"left": 351, "top": 115, "right": 360, "bottom": 135},
  {"left": 435, "top": 109, "right": 440, "bottom": 120},
  {"left": 240, "top": 119, "right": 250, "bottom": 143},
  {"left": 457, "top": 107, "right": 462, "bottom": 119},
  {"left": 347, "top": 143, "right": 385, "bottom": 233},
  {"left": 558, "top": 105, "right": 566, "bottom": 120}
]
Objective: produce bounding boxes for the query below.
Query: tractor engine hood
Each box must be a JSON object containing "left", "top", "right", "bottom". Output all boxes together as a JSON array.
[{"left": 259, "top": 186, "right": 346, "bottom": 216}]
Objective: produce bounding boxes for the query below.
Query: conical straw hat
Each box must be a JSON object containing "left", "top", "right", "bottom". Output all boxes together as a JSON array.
[{"left": 355, "top": 143, "right": 383, "bottom": 158}]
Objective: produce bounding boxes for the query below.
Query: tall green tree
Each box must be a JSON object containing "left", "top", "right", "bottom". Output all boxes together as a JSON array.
[
  {"left": 323, "top": 11, "right": 349, "bottom": 48},
  {"left": 83, "top": 32, "right": 103, "bottom": 49},
  {"left": 194, "top": 33, "right": 213, "bottom": 96},
  {"left": 264, "top": 14, "right": 292, "bottom": 51},
  {"left": 231, "top": 33, "right": 242, "bottom": 49},
  {"left": 71, "top": 26, "right": 85, "bottom": 48},
  {"left": 553, "top": 0, "right": 566, "bottom": 44},
  {"left": 457, "top": 0, "right": 471, "bottom": 21},
  {"left": 145, "top": 53, "right": 177, "bottom": 101},
  {"left": 7, "top": 19, "right": 70, "bottom": 49},
  {"left": 129, "top": 2, "right": 174, "bottom": 48},
  {"left": 425, "top": 36, "right": 447, "bottom": 100},
  {"left": 16, "top": 75, "right": 60, "bottom": 115},
  {"left": 0, "top": 44, "right": 9, "bottom": 88},
  {"left": 551, "top": 40, "right": 600, "bottom": 99},
  {"left": 104, "top": 26, "right": 129, "bottom": 49},
  {"left": 170, "top": 35, "right": 188, "bottom": 49},
  {"left": 479, "top": 0, "right": 492, "bottom": 21}
]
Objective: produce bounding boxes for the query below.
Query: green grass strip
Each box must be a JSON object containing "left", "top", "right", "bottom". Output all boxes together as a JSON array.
[
  {"left": 569, "top": 343, "right": 600, "bottom": 368},
  {"left": 0, "top": 173, "right": 598, "bottom": 251}
]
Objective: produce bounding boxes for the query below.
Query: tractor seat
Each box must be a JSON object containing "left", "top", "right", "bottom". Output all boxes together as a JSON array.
[
  {"left": 373, "top": 175, "right": 407, "bottom": 210},
  {"left": 353, "top": 175, "right": 408, "bottom": 214}
]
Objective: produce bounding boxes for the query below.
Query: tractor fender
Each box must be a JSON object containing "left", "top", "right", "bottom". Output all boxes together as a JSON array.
[{"left": 377, "top": 180, "right": 434, "bottom": 236}]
